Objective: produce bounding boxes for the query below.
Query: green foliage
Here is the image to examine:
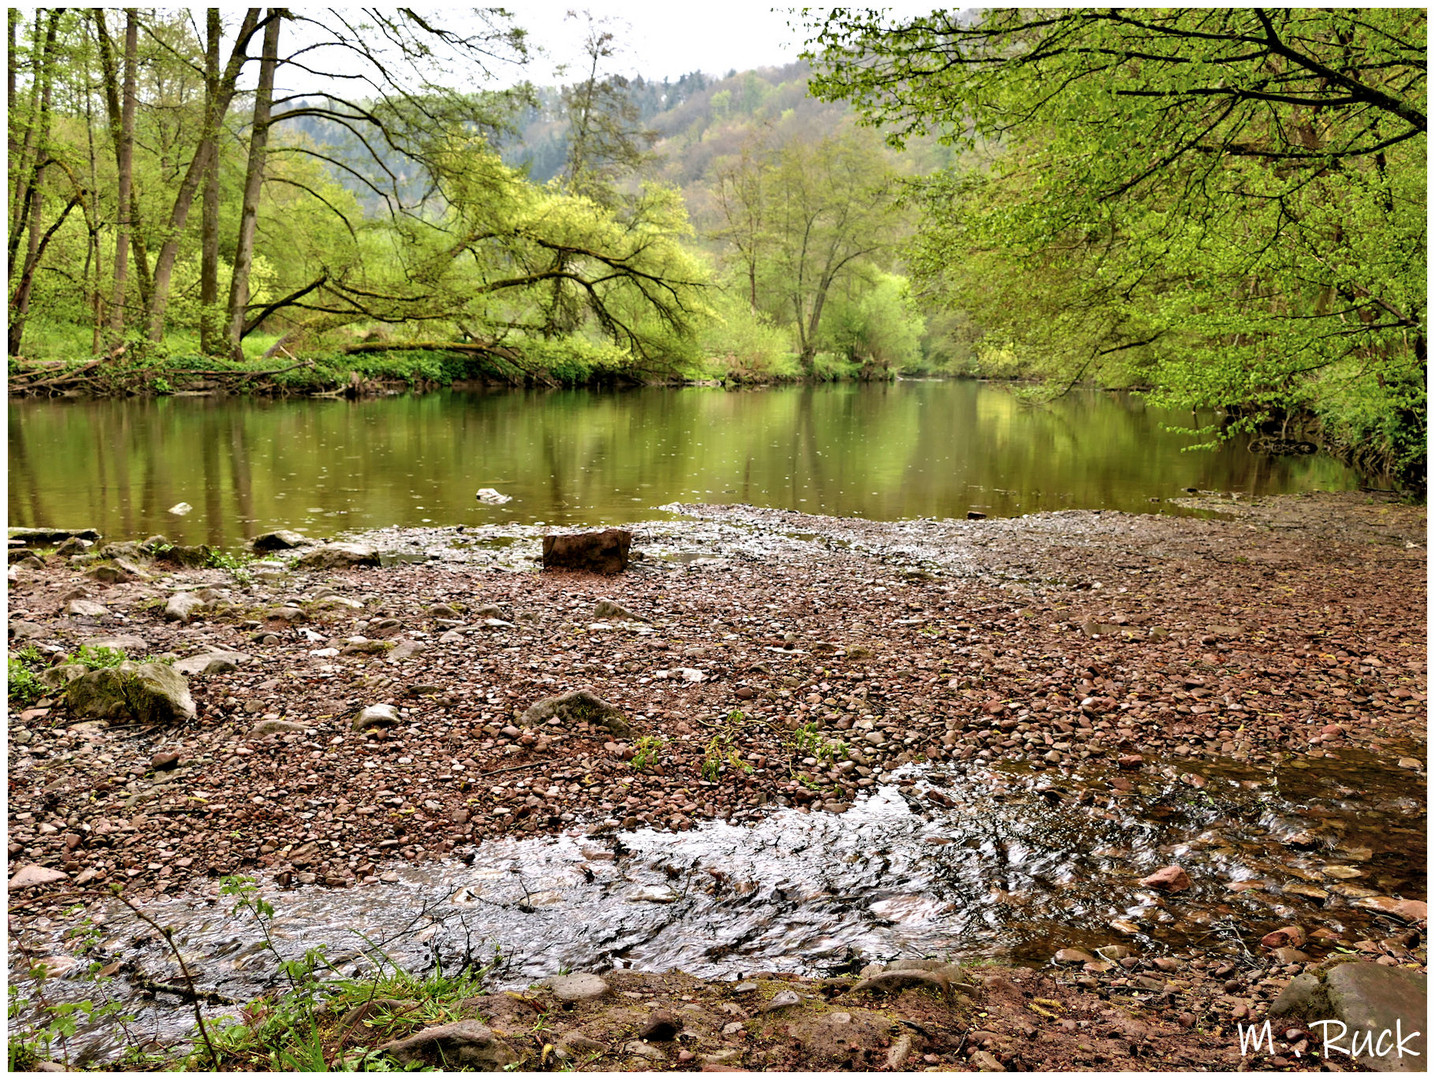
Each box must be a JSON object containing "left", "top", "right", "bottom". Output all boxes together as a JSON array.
[
  {"left": 808, "top": 8, "right": 1427, "bottom": 486},
  {"left": 206, "top": 548, "right": 253, "bottom": 583},
  {"left": 198, "top": 876, "right": 505, "bottom": 1070},
  {"left": 826, "top": 271, "right": 924, "bottom": 376},
  {"left": 792, "top": 721, "right": 847, "bottom": 763},
  {"left": 630, "top": 735, "right": 666, "bottom": 771},
  {"left": 9, "top": 905, "right": 143, "bottom": 1071},
  {"left": 699, "top": 285, "right": 800, "bottom": 381},
  {"left": 73, "top": 644, "right": 128, "bottom": 670},
  {"left": 8, "top": 647, "right": 45, "bottom": 706},
  {"left": 699, "top": 710, "right": 755, "bottom": 782},
  {"left": 708, "top": 128, "right": 912, "bottom": 373}
]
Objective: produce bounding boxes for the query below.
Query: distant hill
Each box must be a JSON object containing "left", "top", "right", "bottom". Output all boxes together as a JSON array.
[
  {"left": 272, "top": 61, "right": 952, "bottom": 228},
  {"left": 498, "top": 62, "right": 865, "bottom": 187}
]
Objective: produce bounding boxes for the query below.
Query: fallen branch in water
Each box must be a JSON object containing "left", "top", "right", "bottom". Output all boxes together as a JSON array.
[
  {"left": 131, "top": 974, "right": 241, "bottom": 1006},
  {"left": 110, "top": 890, "right": 224, "bottom": 1070}
]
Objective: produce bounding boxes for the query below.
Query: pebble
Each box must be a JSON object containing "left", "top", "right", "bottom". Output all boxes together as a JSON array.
[
  {"left": 1140, "top": 865, "right": 1191, "bottom": 892},
  {"left": 352, "top": 704, "right": 401, "bottom": 732},
  {"left": 970, "top": 1049, "right": 1006, "bottom": 1071},
  {"left": 550, "top": 973, "right": 609, "bottom": 1002},
  {"left": 637, "top": 1009, "right": 679, "bottom": 1042}
]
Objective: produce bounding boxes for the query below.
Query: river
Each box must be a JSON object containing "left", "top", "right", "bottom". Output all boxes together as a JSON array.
[{"left": 8, "top": 381, "right": 1356, "bottom": 547}]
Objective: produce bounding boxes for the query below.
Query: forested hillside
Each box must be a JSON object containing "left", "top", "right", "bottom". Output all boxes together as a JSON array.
[
  {"left": 8, "top": 12, "right": 937, "bottom": 389},
  {"left": 7, "top": 8, "right": 1425, "bottom": 484}
]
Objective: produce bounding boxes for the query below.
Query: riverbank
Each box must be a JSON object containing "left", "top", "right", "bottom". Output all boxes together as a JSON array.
[
  {"left": 6, "top": 347, "right": 907, "bottom": 401},
  {"left": 8, "top": 491, "right": 1427, "bottom": 1070}
]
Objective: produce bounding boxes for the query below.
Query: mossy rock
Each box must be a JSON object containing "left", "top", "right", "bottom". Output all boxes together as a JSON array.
[
  {"left": 64, "top": 661, "right": 196, "bottom": 724},
  {"left": 521, "top": 689, "right": 632, "bottom": 736}
]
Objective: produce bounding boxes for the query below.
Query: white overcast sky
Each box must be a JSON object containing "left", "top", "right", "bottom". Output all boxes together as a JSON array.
[
  {"left": 512, "top": 2, "right": 816, "bottom": 83},
  {"left": 10, "top": 5, "right": 939, "bottom": 93}
]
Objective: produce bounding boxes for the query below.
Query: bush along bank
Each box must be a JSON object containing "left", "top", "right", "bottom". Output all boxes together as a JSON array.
[{"left": 6, "top": 338, "right": 905, "bottom": 400}]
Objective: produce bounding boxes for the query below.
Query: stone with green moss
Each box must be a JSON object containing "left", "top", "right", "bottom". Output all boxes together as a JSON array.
[{"left": 64, "top": 661, "right": 196, "bottom": 724}]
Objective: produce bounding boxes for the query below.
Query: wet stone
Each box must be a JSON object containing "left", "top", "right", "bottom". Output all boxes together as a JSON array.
[{"left": 1140, "top": 864, "right": 1192, "bottom": 892}]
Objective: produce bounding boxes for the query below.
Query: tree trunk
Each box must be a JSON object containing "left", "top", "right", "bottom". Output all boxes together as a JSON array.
[
  {"left": 113, "top": 11, "right": 138, "bottom": 342},
  {"left": 8, "top": 9, "right": 61, "bottom": 357},
  {"left": 144, "top": 7, "right": 261, "bottom": 344},
  {"left": 199, "top": 10, "right": 223, "bottom": 355},
  {"left": 83, "top": 79, "right": 104, "bottom": 352},
  {"left": 7, "top": 10, "right": 19, "bottom": 154},
  {"left": 225, "top": 11, "right": 281, "bottom": 358},
  {"left": 8, "top": 9, "right": 56, "bottom": 269}
]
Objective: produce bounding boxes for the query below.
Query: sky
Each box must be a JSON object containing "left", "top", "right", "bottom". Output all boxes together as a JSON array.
[{"left": 510, "top": 2, "right": 817, "bottom": 84}]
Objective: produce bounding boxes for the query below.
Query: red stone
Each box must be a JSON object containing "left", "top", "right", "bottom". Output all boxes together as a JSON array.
[
  {"left": 1260, "top": 925, "right": 1305, "bottom": 950},
  {"left": 1140, "top": 865, "right": 1191, "bottom": 893}
]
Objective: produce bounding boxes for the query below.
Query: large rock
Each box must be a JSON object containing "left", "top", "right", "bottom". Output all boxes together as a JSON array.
[
  {"left": 549, "top": 973, "right": 610, "bottom": 1003},
  {"left": 542, "top": 529, "right": 632, "bottom": 575},
  {"left": 84, "top": 633, "right": 148, "bottom": 652},
  {"left": 174, "top": 648, "right": 249, "bottom": 676},
  {"left": 165, "top": 592, "right": 208, "bottom": 624},
  {"left": 353, "top": 703, "right": 401, "bottom": 732},
  {"left": 54, "top": 537, "right": 92, "bottom": 557},
  {"left": 8, "top": 864, "right": 69, "bottom": 891},
  {"left": 251, "top": 530, "right": 314, "bottom": 552},
  {"left": 39, "top": 664, "right": 87, "bottom": 690},
  {"left": 1354, "top": 896, "right": 1428, "bottom": 924},
  {"left": 593, "top": 599, "right": 643, "bottom": 621},
  {"left": 250, "top": 719, "right": 308, "bottom": 738},
  {"left": 64, "top": 662, "right": 196, "bottom": 724},
  {"left": 1272, "top": 962, "right": 1425, "bottom": 1071},
  {"left": 65, "top": 599, "right": 110, "bottom": 618},
  {"left": 295, "top": 542, "right": 380, "bottom": 569},
  {"left": 100, "top": 541, "right": 144, "bottom": 560},
  {"left": 155, "top": 544, "right": 212, "bottom": 568},
  {"left": 378, "top": 1020, "right": 522, "bottom": 1070},
  {"left": 521, "top": 690, "right": 631, "bottom": 736}
]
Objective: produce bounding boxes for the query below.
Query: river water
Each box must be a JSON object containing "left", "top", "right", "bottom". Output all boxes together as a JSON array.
[
  {"left": 6, "top": 382, "right": 1398, "bottom": 1063},
  {"left": 8, "top": 381, "right": 1356, "bottom": 548}
]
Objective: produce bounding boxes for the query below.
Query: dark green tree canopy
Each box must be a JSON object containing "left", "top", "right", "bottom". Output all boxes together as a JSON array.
[{"left": 805, "top": 8, "right": 1427, "bottom": 486}]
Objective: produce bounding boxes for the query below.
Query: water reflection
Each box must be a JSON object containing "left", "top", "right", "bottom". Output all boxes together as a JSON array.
[{"left": 7, "top": 383, "right": 1357, "bottom": 547}]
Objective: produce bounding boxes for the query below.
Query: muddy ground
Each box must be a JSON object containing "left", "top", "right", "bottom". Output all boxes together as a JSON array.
[{"left": 7, "top": 490, "right": 1427, "bottom": 1071}]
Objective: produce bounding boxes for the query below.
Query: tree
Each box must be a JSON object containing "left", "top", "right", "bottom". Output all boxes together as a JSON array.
[
  {"left": 285, "top": 138, "right": 711, "bottom": 376},
  {"left": 806, "top": 8, "right": 1427, "bottom": 483},
  {"left": 8, "top": 9, "right": 77, "bottom": 356},
  {"left": 92, "top": 9, "right": 140, "bottom": 347},
  {"left": 558, "top": 10, "right": 655, "bottom": 204},
  {"left": 224, "top": 9, "right": 281, "bottom": 358},
  {"left": 710, "top": 128, "right": 906, "bottom": 372},
  {"left": 5, "top": 7, "right": 715, "bottom": 376}
]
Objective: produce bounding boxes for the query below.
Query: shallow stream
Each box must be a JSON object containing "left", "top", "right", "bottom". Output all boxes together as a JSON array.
[{"left": 13, "top": 744, "right": 1423, "bottom": 1063}]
